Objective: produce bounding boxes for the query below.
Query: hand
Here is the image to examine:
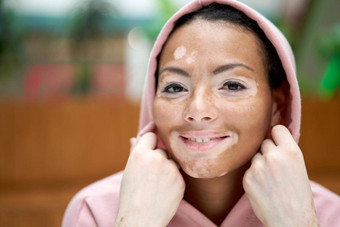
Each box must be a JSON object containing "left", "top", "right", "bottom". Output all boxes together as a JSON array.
[
  {"left": 243, "top": 125, "right": 319, "bottom": 227},
  {"left": 115, "top": 132, "right": 185, "bottom": 227}
]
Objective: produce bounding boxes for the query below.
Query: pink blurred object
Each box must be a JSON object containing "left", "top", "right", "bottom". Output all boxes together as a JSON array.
[
  {"left": 92, "top": 64, "right": 126, "bottom": 97},
  {"left": 24, "top": 64, "right": 126, "bottom": 99},
  {"left": 24, "top": 64, "right": 76, "bottom": 98}
]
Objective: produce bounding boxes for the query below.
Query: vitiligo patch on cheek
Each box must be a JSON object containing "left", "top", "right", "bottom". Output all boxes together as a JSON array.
[
  {"left": 247, "top": 80, "right": 259, "bottom": 97},
  {"left": 237, "top": 77, "right": 258, "bottom": 98},
  {"left": 173, "top": 46, "right": 186, "bottom": 60},
  {"left": 224, "top": 77, "right": 259, "bottom": 100}
]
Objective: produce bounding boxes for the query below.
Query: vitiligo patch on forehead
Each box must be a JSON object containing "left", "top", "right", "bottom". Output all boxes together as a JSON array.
[
  {"left": 173, "top": 46, "right": 186, "bottom": 60},
  {"left": 186, "top": 50, "right": 197, "bottom": 64}
]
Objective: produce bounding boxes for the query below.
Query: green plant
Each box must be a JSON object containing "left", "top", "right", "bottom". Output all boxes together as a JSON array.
[
  {"left": 0, "top": 0, "right": 23, "bottom": 80},
  {"left": 142, "top": 0, "right": 177, "bottom": 41},
  {"left": 68, "top": 0, "right": 116, "bottom": 94}
]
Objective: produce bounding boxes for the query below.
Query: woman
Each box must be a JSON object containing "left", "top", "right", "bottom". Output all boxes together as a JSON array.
[{"left": 63, "top": 1, "right": 340, "bottom": 226}]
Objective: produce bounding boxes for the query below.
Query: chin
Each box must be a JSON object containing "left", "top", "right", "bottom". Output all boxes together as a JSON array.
[
  {"left": 182, "top": 168, "right": 230, "bottom": 179},
  {"left": 179, "top": 159, "right": 230, "bottom": 179}
]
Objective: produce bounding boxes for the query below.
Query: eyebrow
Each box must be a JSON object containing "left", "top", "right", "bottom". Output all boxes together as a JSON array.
[
  {"left": 159, "top": 63, "right": 254, "bottom": 77},
  {"left": 213, "top": 63, "right": 254, "bottom": 74},
  {"left": 159, "top": 67, "right": 190, "bottom": 77}
]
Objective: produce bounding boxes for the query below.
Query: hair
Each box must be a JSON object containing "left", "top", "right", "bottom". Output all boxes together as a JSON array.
[{"left": 156, "top": 3, "right": 287, "bottom": 90}]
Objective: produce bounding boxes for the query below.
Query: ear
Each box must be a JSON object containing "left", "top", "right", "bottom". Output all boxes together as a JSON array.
[{"left": 270, "top": 82, "right": 288, "bottom": 126}]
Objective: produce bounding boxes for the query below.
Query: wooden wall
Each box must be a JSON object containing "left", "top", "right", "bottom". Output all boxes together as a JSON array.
[
  {"left": 299, "top": 98, "right": 340, "bottom": 192},
  {"left": 0, "top": 98, "right": 139, "bottom": 227},
  {"left": 0, "top": 97, "right": 339, "bottom": 227}
]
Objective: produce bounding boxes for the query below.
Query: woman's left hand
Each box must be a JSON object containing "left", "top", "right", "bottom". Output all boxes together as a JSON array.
[{"left": 243, "top": 125, "right": 319, "bottom": 227}]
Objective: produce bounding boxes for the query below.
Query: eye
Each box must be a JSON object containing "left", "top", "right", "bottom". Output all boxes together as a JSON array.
[
  {"left": 221, "top": 81, "right": 246, "bottom": 91},
  {"left": 163, "top": 83, "right": 187, "bottom": 93}
]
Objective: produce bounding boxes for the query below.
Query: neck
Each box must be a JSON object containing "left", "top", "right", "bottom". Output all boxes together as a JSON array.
[{"left": 182, "top": 163, "right": 249, "bottom": 225}]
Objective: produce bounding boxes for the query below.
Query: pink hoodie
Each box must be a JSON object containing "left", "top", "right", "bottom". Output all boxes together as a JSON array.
[{"left": 62, "top": 0, "right": 340, "bottom": 226}]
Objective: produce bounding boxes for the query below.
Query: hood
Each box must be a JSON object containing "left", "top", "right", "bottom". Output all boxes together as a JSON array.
[{"left": 137, "top": 0, "right": 301, "bottom": 142}]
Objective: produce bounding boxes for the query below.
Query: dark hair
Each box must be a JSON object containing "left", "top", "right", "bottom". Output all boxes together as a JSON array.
[{"left": 156, "top": 3, "right": 286, "bottom": 90}]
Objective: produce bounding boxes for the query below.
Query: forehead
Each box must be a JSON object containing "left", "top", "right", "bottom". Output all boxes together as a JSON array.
[
  {"left": 169, "top": 19, "right": 260, "bottom": 45},
  {"left": 158, "top": 19, "right": 266, "bottom": 75}
]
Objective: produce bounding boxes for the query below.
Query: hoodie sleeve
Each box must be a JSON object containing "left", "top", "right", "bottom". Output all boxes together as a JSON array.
[
  {"left": 311, "top": 181, "right": 340, "bottom": 226},
  {"left": 62, "top": 197, "right": 98, "bottom": 227},
  {"left": 62, "top": 173, "right": 123, "bottom": 227}
]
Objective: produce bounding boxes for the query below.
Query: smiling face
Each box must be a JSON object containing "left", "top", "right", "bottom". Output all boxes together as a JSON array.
[{"left": 152, "top": 19, "right": 276, "bottom": 178}]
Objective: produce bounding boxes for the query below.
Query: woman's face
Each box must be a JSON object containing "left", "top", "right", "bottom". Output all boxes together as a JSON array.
[{"left": 153, "top": 19, "right": 276, "bottom": 178}]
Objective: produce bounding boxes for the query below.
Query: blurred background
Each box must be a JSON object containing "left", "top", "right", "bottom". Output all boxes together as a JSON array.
[{"left": 0, "top": 0, "right": 339, "bottom": 226}]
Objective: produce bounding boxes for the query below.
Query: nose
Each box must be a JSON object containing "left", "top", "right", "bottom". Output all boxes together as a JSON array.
[{"left": 183, "top": 89, "right": 217, "bottom": 123}]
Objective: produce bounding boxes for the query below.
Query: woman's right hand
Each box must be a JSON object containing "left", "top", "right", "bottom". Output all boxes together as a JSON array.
[{"left": 115, "top": 132, "right": 185, "bottom": 227}]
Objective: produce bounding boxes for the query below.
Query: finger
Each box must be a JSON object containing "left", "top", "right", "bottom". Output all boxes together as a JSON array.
[
  {"left": 154, "top": 149, "right": 181, "bottom": 169},
  {"left": 154, "top": 148, "right": 168, "bottom": 159},
  {"left": 134, "top": 132, "right": 157, "bottom": 151},
  {"left": 170, "top": 157, "right": 181, "bottom": 169},
  {"left": 251, "top": 152, "right": 262, "bottom": 164},
  {"left": 169, "top": 158, "right": 181, "bottom": 170},
  {"left": 260, "top": 139, "right": 276, "bottom": 155},
  {"left": 271, "top": 125, "right": 296, "bottom": 146},
  {"left": 129, "top": 137, "right": 137, "bottom": 151}
]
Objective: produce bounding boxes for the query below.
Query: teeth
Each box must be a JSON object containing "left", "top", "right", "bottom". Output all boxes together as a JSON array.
[
  {"left": 196, "top": 138, "right": 203, "bottom": 143},
  {"left": 203, "top": 138, "right": 210, "bottom": 143},
  {"left": 187, "top": 137, "right": 212, "bottom": 143}
]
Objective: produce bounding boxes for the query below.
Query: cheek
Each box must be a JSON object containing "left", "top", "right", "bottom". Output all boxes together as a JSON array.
[
  {"left": 152, "top": 99, "right": 183, "bottom": 142},
  {"left": 153, "top": 99, "right": 180, "bottom": 125},
  {"left": 218, "top": 92, "right": 273, "bottom": 138}
]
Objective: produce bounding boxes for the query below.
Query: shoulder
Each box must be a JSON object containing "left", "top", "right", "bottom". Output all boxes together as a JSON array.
[
  {"left": 62, "top": 171, "right": 124, "bottom": 227},
  {"left": 310, "top": 181, "right": 340, "bottom": 226}
]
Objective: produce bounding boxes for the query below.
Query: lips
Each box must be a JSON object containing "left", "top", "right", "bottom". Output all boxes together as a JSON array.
[
  {"left": 184, "top": 136, "right": 227, "bottom": 143},
  {"left": 180, "top": 132, "right": 230, "bottom": 152},
  {"left": 187, "top": 137, "right": 212, "bottom": 143}
]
